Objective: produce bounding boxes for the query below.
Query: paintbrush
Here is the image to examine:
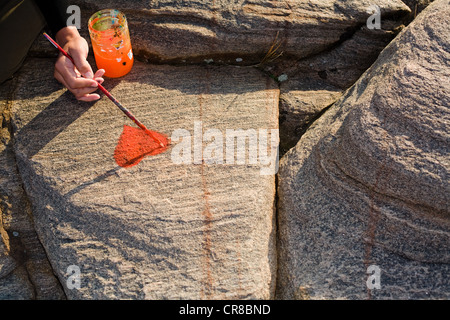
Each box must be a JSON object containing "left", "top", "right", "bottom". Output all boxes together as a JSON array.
[{"left": 43, "top": 32, "right": 166, "bottom": 148}]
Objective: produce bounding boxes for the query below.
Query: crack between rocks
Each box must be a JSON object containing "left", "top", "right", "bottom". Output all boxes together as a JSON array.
[{"left": 273, "top": 170, "right": 280, "bottom": 299}]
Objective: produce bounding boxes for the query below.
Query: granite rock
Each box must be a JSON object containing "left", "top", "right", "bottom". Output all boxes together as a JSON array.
[
  {"left": 4, "top": 0, "right": 444, "bottom": 301},
  {"left": 277, "top": 0, "right": 450, "bottom": 299},
  {"left": 29, "top": 0, "right": 410, "bottom": 65},
  {"left": 10, "top": 58, "right": 278, "bottom": 299},
  {"left": 279, "top": 77, "right": 342, "bottom": 155},
  {"left": 0, "top": 77, "right": 66, "bottom": 299}
]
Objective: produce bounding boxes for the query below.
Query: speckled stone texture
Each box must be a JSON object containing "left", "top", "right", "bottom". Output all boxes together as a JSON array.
[
  {"left": 29, "top": 0, "right": 410, "bottom": 65},
  {"left": 2, "top": 0, "right": 445, "bottom": 300},
  {"left": 277, "top": 0, "right": 449, "bottom": 299},
  {"left": 10, "top": 58, "right": 278, "bottom": 299}
]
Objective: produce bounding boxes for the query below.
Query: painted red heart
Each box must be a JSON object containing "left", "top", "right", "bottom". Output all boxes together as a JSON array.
[{"left": 114, "top": 125, "right": 169, "bottom": 168}]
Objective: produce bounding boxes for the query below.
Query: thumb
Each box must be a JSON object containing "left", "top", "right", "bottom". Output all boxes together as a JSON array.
[{"left": 70, "top": 49, "right": 94, "bottom": 79}]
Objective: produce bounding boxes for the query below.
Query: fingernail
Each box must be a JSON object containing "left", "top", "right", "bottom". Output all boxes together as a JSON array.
[
  {"left": 91, "top": 81, "right": 98, "bottom": 87},
  {"left": 85, "top": 71, "right": 94, "bottom": 79}
]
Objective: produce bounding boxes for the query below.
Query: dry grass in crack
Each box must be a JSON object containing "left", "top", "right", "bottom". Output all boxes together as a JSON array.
[{"left": 257, "top": 31, "right": 284, "bottom": 67}]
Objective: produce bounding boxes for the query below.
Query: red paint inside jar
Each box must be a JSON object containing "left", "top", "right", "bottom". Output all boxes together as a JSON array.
[{"left": 114, "top": 125, "right": 169, "bottom": 168}]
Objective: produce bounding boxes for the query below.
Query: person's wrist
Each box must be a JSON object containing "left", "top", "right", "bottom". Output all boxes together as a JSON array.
[{"left": 55, "top": 26, "right": 81, "bottom": 47}]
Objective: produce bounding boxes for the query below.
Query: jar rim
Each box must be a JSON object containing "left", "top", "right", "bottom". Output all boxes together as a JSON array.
[{"left": 88, "top": 9, "right": 128, "bottom": 35}]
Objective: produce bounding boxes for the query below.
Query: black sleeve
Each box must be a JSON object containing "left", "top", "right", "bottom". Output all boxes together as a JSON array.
[{"left": 34, "top": 0, "right": 70, "bottom": 36}]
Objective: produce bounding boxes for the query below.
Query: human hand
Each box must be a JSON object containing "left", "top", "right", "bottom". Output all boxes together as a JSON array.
[{"left": 54, "top": 26, "right": 105, "bottom": 102}]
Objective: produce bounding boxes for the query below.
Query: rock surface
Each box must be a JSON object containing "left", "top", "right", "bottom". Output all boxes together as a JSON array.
[
  {"left": 277, "top": 0, "right": 449, "bottom": 299},
  {"left": 26, "top": 0, "right": 412, "bottom": 161},
  {"left": 279, "top": 78, "right": 342, "bottom": 155},
  {"left": 29, "top": 0, "right": 410, "bottom": 65},
  {"left": 402, "top": 0, "right": 434, "bottom": 15},
  {"left": 1, "top": 0, "right": 444, "bottom": 300},
  {"left": 10, "top": 58, "right": 278, "bottom": 299},
  {"left": 0, "top": 79, "right": 66, "bottom": 299}
]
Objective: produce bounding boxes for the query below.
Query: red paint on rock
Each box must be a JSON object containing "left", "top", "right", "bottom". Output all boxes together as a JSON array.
[{"left": 114, "top": 125, "right": 169, "bottom": 168}]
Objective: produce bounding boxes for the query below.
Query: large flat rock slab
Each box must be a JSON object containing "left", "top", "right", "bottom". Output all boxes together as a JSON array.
[
  {"left": 30, "top": 0, "right": 410, "bottom": 64},
  {"left": 11, "top": 58, "right": 278, "bottom": 299},
  {"left": 277, "top": 0, "right": 450, "bottom": 299}
]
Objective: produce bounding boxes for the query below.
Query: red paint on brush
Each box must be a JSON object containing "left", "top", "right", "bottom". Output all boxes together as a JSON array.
[{"left": 114, "top": 125, "right": 169, "bottom": 168}]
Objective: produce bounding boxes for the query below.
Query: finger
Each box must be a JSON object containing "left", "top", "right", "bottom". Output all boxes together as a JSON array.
[
  {"left": 67, "top": 76, "right": 99, "bottom": 90},
  {"left": 54, "top": 68, "right": 70, "bottom": 89},
  {"left": 78, "top": 93, "right": 101, "bottom": 102},
  {"left": 73, "top": 85, "right": 102, "bottom": 97},
  {"left": 70, "top": 48, "right": 94, "bottom": 79},
  {"left": 55, "top": 67, "right": 89, "bottom": 92},
  {"left": 56, "top": 56, "right": 98, "bottom": 89},
  {"left": 94, "top": 69, "right": 105, "bottom": 78},
  {"left": 55, "top": 56, "right": 77, "bottom": 85},
  {"left": 94, "top": 77, "right": 104, "bottom": 85},
  {"left": 55, "top": 69, "right": 101, "bottom": 101}
]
